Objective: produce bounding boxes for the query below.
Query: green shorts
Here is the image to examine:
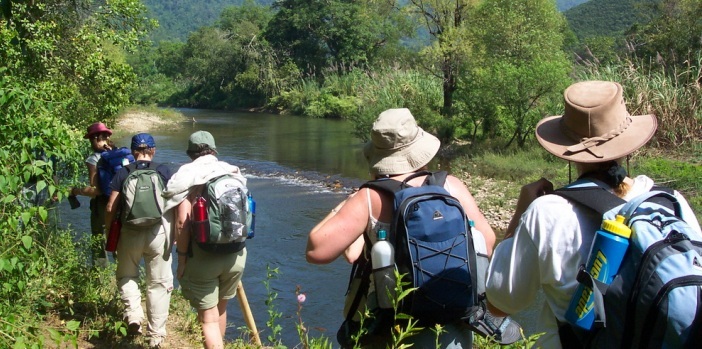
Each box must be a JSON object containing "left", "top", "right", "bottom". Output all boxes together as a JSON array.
[{"left": 179, "top": 244, "right": 247, "bottom": 310}]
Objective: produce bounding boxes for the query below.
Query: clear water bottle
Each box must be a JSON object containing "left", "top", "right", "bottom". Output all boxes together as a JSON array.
[
  {"left": 565, "top": 214, "right": 631, "bottom": 329},
  {"left": 247, "top": 192, "right": 256, "bottom": 239},
  {"left": 219, "top": 190, "right": 245, "bottom": 240},
  {"left": 371, "top": 229, "right": 396, "bottom": 309},
  {"left": 192, "top": 196, "right": 209, "bottom": 244}
]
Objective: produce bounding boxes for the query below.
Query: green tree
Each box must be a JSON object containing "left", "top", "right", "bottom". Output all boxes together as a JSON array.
[
  {"left": 463, "top": 0, "right": 571, "bottom": 148},
  {"left": 172, "top": 1, "right": 296, "bottom": 108},
  {"left": 0, "top": 0, "right": 155, "bottom": 126},
  {"left": 407, "top": 0, "right": 478, "bottom": 116},
  {"left": 626, "top": 0, "right": 702, "bottom": 71},
  {"left": 0, "top": 0, "right": 154, "bottom": 345},
  {"left": 264, "top": 0, "right": 408, "bottom": 76}
]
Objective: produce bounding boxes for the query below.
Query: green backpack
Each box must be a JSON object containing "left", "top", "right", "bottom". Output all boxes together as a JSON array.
[{"left": 121, "top": 162, "right": 166, "bottom": 227}]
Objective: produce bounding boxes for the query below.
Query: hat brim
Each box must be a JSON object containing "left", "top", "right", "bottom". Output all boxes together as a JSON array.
[
  {"left": 535, "top": 113, "right": 657, "bottom": 163},
  {"left": 84, "top": 129, "right": 113, "bottom": 139},
  {"left": 364, "top": 130, "right": 441, "bottom": 176}
]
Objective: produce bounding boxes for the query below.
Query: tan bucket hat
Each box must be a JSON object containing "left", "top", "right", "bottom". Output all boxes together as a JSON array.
[
  {"left": 363, "top": 108, "right": 441, "bottom": 176},
  {"left": 535, "top": 80, "right": 657, "bottom": 163}
]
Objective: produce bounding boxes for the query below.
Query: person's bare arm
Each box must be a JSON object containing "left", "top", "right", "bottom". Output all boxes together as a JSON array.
[
  {"left": 306, "top": 191, "right": 367, "bottom": 264},
  {"left": 504, "top": 178, "right": 553, "bottom": 239},
  {"left": 105, "top": 191, "right": 120, "bottom": 228},
  {"left": 175, "top": 195, "right": 193, "bottom": 278},
  {"left": 72, "top": 163, "right": 102, "bottom": 197}
]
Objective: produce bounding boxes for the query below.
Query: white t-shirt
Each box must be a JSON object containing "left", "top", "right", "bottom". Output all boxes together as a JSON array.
[
  {"left": 485, "top": 175, "right": 701, "bottom": 349},
  {"left": 85, "top": 151, "right": 101, "bottom": 166}
]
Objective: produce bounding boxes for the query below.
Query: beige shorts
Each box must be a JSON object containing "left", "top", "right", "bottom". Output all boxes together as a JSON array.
[{"left": 180, "top": 244, "right": 247, "bottom": 310}]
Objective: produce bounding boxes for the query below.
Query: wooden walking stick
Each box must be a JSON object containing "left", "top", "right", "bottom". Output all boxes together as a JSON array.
[{"left": 237, "top": 281, "right": 262, "bottom": 346}]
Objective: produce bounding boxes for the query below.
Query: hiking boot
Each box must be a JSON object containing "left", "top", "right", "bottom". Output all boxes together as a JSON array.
[
  {"left": 465, "top": 298, "right": 522, "bottom": 345},
  {"left": 127, "top": 321, "right": 142, "bottom": 336},
  {"left": 149, "top": 335, "right": 165, "bottom": 348}
]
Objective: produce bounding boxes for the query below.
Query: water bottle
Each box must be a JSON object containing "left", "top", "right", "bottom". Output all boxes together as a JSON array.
[
  {"left": 371, "top": 229, "right": 396, "bottom": 309},
  {"left": 246, "top": 192, "right": 256, "bottom": 239},
  {"left": 105, "top": 218, "right": 122, "bottom": 252},
  {"left": 565, "top": 214, "right": 631, "bottom": 329},
  {"left": 192, "top": 196, "right": 209, "bottom": 244}
]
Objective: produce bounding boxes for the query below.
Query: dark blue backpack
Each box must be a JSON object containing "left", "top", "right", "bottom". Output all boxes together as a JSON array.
[
  {"left": 362, "top": 171, "right": 478, "bottom": 324},
  {"left": 97, "top": 147, "right": 135, "bottom": 197},
  {"left": 556, "top": 182, "right": 702, "bottom": 348}
]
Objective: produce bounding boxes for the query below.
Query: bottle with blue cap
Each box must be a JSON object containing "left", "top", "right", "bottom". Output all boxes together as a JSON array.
[
  {"left": 565, "top": 214, "right": 632, "bottom": 329},
  {"left": 371, "top": 229, "right": 396, "bottom": 309}
]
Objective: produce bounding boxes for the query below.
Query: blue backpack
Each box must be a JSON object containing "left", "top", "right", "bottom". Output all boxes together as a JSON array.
[
  {"left": 361, "top": 171, "right": 478, "bottom": 324},
  {"left": 556, "top": 182, "right": 702, "bottom": 348},
  {"left": 97, "top": 147, "right": 135, "bottom": 197}
]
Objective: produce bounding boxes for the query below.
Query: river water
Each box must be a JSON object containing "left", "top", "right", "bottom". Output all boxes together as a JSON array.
[
  {"left": 57, "top": 108, "right": 541, "bottom": 347},
  {"left": 58, "top": 109, "right": 373, "bottom": 346}
]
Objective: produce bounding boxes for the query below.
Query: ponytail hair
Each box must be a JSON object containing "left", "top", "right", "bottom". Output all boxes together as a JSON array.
[{"left": 578, "top": 160, "right": 631, "bottom": 198}]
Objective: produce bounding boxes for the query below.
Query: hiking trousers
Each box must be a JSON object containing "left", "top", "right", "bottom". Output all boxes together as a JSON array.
[{"left": 116, "top": 225, "right": 173, "bottom": 339}]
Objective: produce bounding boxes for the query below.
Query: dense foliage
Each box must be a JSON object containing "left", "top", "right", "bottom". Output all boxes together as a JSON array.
[
  {"left": 564, "top": 0, "right": 657, "bottom": 40},
  {"left": 0, "top": 0, "right": 155, "bottom": 346},
  {"left": 143, "top": 0, "right": 276, "bottom": 42},
  {"left": 2, "top": 0, "right": 701, "bottom": 345}
]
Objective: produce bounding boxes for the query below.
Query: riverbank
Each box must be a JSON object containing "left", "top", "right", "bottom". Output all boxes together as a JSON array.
[
  {"left": 114, "top": 107, "right": 516, "bottom": 232},
  {"left": 114, "top": 106, "right": 190, "bottom": 135}
]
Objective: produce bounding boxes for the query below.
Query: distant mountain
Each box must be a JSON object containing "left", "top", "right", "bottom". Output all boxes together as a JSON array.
[
  {"left": 143, "top": 0, "right": 593, "bottom": 43},
  {"left": 564, "top": 0, "right": 658, "bottom": 40},
  {"left": 144, "top": 0, "right": 274, "bottom": 42},
  {"left": 556, "top": 0, "right": 590, "bottom": 12}
]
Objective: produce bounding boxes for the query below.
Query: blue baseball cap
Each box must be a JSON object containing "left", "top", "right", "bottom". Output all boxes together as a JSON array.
[{"left": 131, "top": 133, "right": 156, "bottom": 149}]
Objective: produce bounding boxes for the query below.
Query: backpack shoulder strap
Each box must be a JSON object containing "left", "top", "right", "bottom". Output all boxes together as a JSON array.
[
  {"left": 359, "top": 170, "right": 447, "bottom": 194},
  {"left": 360, "top": 177, "right": 402, "bottom": 194},
  {"left": 124, "top": 162, "right": 138, "bottom": 173},
  {"left": 425, "top": 170, "right": 448, "bottom": 187},
  {"left": 343, "top": 233, "right": 374, "bottom": 322},
  {"left": 554, "top": 184, "right": 625, "bottom": 216}
]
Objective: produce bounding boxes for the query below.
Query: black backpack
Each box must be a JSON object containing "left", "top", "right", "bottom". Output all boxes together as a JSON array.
[{"left": 337, "top": 171, "right": 479, "bottom": 346}]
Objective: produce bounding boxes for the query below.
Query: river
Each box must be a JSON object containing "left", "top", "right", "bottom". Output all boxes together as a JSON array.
[
  {"left": 58, "top": 109, "right": 373, "bottom": 347},
  {"left": 57, "top": 108, "right": 542, "bottom": 347}
]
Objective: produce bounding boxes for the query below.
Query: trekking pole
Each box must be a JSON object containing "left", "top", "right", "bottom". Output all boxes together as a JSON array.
[{"left": 237, "top": 281, "right": 262, "bottom": 346}]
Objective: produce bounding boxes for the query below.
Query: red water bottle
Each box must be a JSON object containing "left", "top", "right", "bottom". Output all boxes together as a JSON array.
[
  {"left": 105, "top": 219, "right": 122, "bottom": 252},
  {"left": 193, "top": 196, "right": 209, "bottom": 243}
]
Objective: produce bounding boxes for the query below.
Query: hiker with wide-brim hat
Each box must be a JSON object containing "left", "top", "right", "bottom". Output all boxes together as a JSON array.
[
  {"left": 306, "top": 108, "right": 522, "bottom": 347},
  {"left": 484, "top": 80, "right": 702, "bottom": 349},
  {"left": 71, "top": 122, "right": 115, "bottom": 267}
]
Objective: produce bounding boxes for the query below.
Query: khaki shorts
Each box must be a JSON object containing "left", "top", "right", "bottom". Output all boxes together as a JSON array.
[{"left": 180, "top": 244, "right": 247, "bottom": 310}]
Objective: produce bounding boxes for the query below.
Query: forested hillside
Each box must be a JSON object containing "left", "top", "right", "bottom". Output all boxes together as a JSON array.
[
  {"left": 146, "top": 0, "right": 591, "bottom": 42},
  {"left": 564, "top": 0, "right": 658, "bottom": 39},
  {"left": 144, "top": 0, "right": 274, "bottom": 42},
  {"left": 557, "top": 0, "right": 589, "bottom": 11}
]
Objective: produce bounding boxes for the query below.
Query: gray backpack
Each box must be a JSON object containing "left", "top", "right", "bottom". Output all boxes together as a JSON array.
[
  {"left": 196, "top": 173, "right": 251, "bottom": 253},
  {"left": 121, "top": 162, "right": 165, "bottom": 227}
]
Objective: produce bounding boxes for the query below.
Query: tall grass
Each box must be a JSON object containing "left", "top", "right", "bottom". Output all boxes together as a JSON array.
[
  {"left": 575, "top": 55, "right": 702, "bottom": 148},
  {"left": 267, "top": 66, "right": 443, "bottom": 141}
]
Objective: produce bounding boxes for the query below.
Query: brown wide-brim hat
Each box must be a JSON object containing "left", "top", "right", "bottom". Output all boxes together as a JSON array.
[
  {"left": 535, "top": 80, "right": 657, "bottom": 163},
  {"left": 363, "top": 108, "right": 441, "bottom": 176}
]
